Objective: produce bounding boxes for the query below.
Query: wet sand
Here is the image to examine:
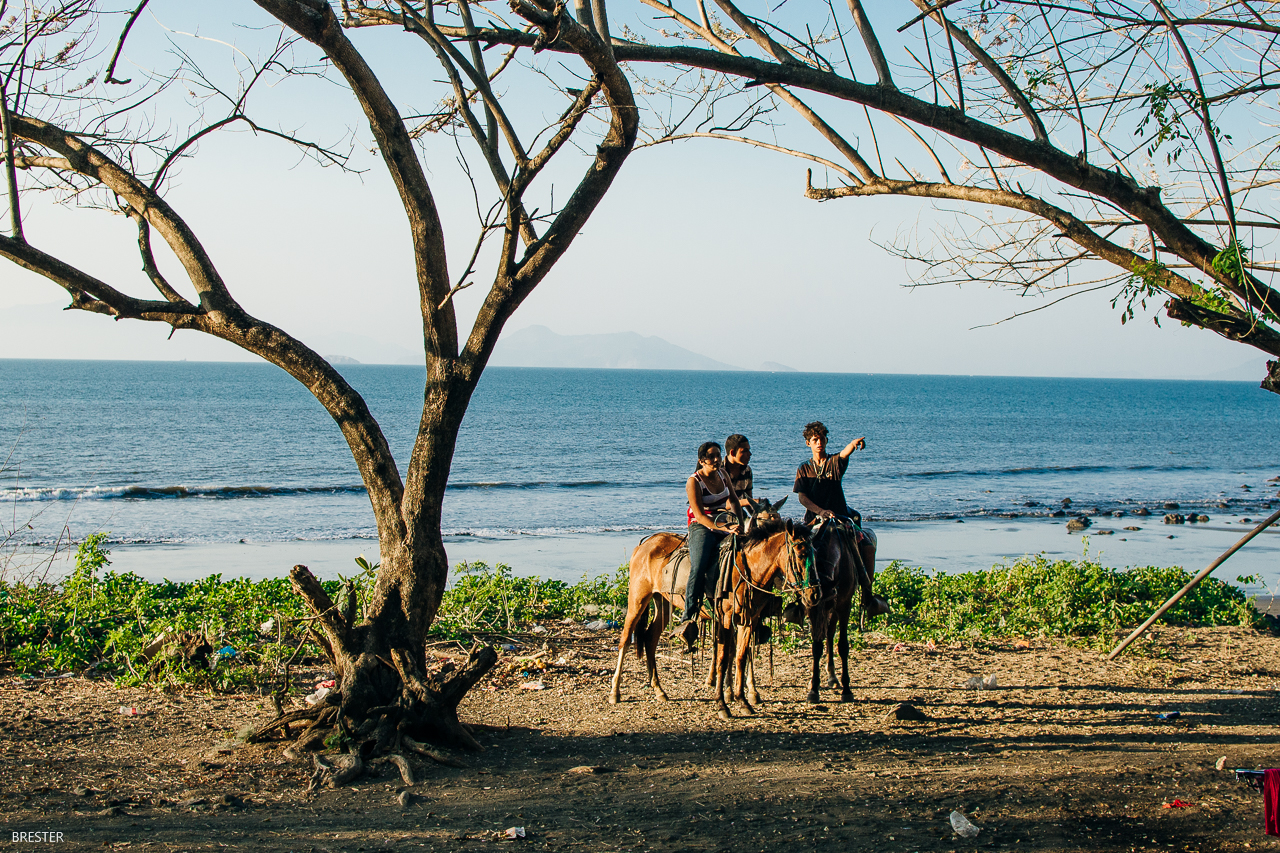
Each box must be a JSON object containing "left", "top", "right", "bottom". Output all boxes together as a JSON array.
[{"left": 24, "top": 517, "right": 1280, "bottom": 594}]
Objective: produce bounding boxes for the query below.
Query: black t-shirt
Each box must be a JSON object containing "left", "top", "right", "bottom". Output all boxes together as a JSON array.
[{"left": 793, "top": 454, "right": 850, "bottom": 523}]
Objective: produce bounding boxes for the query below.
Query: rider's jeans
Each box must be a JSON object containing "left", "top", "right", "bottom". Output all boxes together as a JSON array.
[{"left": 685, "top": 522, "right": 725, "bottom": 618}]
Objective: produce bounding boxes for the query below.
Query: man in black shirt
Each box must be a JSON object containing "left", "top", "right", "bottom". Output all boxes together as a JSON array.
[{"left": 793, "top": 421, "right": 890, "bottom": 616}]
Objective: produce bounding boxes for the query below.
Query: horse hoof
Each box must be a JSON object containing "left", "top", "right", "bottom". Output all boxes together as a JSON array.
[
  {"left": 738, "top": 702, "right": 755, "bottom": 716},
  {"left": 840, "top": 691, "right": 853, "bottom": 703},
  {"left": 827, "top": 678, "right": 838, "bottom": 689},
  {"left": 806, "top": 691, "right": 820, "bottom": 704},
  {"left": 655, "top": 690, "right": 670, "bottom": 702},
  {"left": 608, "top": 692, "right": 620, "bottom": 705},
  {"left": 747, "top": 693, "right": 762, "bottom": 706},
  {"left": 717, "top": 707, "right": 732, "bottom": 721}
]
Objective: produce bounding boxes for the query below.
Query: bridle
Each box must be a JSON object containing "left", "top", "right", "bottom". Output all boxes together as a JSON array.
[{"left": 734, "top": 525, "right": 816, "bottom": 601}]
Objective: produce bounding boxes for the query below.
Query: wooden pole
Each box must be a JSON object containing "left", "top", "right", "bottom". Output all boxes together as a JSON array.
[{"left": 1107, "top": 506, "right": 1280, "bottom": 660}]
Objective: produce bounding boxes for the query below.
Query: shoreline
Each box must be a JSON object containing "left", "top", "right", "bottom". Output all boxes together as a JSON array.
[{"left": 12, "top": 516, "right": 1280, "bottom": 593}]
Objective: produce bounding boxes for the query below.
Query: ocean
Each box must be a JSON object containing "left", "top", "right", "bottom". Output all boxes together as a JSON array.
[{"left": 3, "top": 360, "right": 1279, "bottom": 586}]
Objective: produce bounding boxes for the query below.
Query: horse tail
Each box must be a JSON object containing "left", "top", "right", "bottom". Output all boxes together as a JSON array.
[{"left": 633, "top": 600, "right": 652, "bottom": 660}]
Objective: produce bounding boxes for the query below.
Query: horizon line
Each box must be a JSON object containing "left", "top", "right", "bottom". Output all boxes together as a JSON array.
[{"left": 0, "top": 356, "right": 1261, "bottom": 384}]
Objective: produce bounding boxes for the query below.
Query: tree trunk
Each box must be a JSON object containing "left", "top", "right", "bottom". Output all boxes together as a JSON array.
[{"left": 254, "top": 382, "right": 496, "bottom": 761}]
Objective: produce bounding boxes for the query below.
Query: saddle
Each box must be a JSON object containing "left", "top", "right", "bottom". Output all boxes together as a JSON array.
[{"left": 660, "top": 535, "right": 740, "bottom": 613}]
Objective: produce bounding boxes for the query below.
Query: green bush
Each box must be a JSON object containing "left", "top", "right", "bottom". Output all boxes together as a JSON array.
[
  {"left": 865, "top": 553, "right": 1259, "bottom": 646},
  {"left": 0, "top": 539, "right": 1261, "bottom": 687},
  {"left": 0, "top": 542, "right": 629, "bottom": 687},
  {"left": 433, "top": 561, "right": 629, "bottom": 636}
]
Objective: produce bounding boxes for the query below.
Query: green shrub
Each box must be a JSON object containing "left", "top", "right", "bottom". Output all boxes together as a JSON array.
[
  {"left": 0, "top": 539, "right": 1260, "bottom": 687},
  {"left": 865, "top": 553, "right": 1258, "bottom": 646}
]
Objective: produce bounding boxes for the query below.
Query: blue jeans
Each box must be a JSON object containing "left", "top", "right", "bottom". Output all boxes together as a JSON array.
[{"left": 684, "top": 522, "right": 726, "bottom": 618}]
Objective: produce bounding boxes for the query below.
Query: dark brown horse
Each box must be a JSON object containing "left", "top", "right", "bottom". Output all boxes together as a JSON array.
[
  {"left": 609, "top": 513, "right": 818, "bottom": 718},
  {"left": 803, "top": 520, "right": 879, "bottom": 703}
]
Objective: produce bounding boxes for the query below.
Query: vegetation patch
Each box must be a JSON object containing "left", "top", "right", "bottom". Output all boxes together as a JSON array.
[
  {"left": 862, "top": 554, "right": 1260, "bottom": 648},
  {"left": 0, "top": 539, "right": 1262, "bottom": 688}
]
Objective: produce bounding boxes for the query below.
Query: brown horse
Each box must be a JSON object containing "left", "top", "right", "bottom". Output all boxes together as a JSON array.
[
  {"left": 707, "top": 518, "right": 819, "bottom": 718},
  {"left": 608, "top": 512, "right": 818, "bottom": 718},
  {"left": 803, "top": 520, "right": 880, "bottom": 703}
]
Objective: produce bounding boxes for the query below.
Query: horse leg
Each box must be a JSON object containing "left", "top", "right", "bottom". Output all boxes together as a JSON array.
[
  {"left": 806, "top": 609, "right": 825, "bottom": 704},
  {"left": 646, "top": 598, "right": 670, "bottom": 701},
  {"left": 745, "top": 638, "right": 762, "bottom": 706},
  {"left": 609, "top": 594, "right": 649, "bottom": 704},
  {"left": 713, "top": 624, "right": 733, "bottom": 721},
  {"left": 733, "top": 625, "right": 755, "bottom": 715},
  {"left": 837, "top": 602, "right": 853, "bottom": 703},
  {"left": 826, "top": 613, "right": 839, "bottom": 688}
]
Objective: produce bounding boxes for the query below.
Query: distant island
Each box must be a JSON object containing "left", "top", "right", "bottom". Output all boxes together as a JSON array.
[{"left": 491, "top": 325, "right": 746, "bottom": 371}]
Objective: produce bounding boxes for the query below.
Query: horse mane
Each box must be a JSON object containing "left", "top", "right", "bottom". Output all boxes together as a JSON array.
[{"left": 740, "top": 515, "right": 807, "bottom": 544}]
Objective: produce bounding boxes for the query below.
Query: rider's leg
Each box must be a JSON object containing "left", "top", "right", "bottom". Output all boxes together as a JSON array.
[{"left": 681, "top": 523, "right": 715, "bottom": 644}]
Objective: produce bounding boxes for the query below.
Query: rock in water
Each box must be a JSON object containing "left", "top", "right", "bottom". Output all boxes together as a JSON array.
[
  {"left": 1164, "top": 513, "right": 1185, "bottom": 524},
  {"left": 1066, "top": 517, "right": 1090, "bottom": 532},
  {"left": 1134, "top": 507, "right": 1151, "bottom": 516}
]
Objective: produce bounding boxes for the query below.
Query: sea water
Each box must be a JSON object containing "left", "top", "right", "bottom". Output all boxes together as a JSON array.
[{"left": 2, "top": 360, "right": 1279, "bottom": 585}]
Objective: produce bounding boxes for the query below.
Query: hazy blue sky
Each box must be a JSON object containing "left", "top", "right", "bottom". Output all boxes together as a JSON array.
[{"left": 0, "top": 2, "right": 1266, "bottom": 380}]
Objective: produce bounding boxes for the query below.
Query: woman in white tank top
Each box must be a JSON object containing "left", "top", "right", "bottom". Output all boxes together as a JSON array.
[{"left": 679, "top": 441, "right": 744, "bottom": 646}]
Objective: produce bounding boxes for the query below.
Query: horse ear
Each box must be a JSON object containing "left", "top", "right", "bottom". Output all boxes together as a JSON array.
[{"left": 773, "top": 496, "right": 787, "bottom": 511}]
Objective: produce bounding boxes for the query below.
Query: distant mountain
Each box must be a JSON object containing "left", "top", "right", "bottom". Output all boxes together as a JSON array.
[
  {"left": 1193, "top": 355, "right": 1270, "bottom": 382},
  {"left": 490, "top": 325, "right": 744, "bottom": 371},
  {"left": 325, "top": 354, "right": 361, "bottom": 365},
  {"left": 759, "top": 361, "right": 798, "bottom": 372}
]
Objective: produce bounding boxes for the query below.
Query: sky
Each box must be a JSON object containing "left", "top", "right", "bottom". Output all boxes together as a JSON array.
[{"left": 0, "top": 2, "right": 1269, "bottom": 381}]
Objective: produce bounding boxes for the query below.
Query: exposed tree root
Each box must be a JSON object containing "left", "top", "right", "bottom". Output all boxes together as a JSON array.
[
  {"left": 403, "top": 735, "right": 469, "bottom": 768},
  {"left": 309, "top": 752, "right": 364, "bottom": 790},
  {"left": 384, "top": 753, "right": 416, "bottom": 786},
  {"left": 248, "top": 565, "right": 499, "bottom": 789}
]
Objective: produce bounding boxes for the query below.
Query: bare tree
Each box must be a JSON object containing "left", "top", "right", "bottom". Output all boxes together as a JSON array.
[
  {"left": 460, "top": 0, "right": 1280, "bottom": 391},
  {"left": 0, "top": 0, "right": 635, "bottom": 754}
]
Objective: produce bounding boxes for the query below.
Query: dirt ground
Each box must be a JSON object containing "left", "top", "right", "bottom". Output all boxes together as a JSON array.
[{"left": 4, "top": 625, "right": 1280, "bottom": 852}]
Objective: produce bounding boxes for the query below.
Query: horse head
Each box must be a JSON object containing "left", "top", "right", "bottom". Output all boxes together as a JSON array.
[
  {"left": 779, "top": 519, "right": 820, "bottom": 610},
  {"left": 743, "top": 496, "right": 787, "bottom": 535}
]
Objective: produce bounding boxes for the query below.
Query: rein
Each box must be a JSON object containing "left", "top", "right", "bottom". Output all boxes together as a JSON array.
[{"left": 734, "top": 531, "right": 815, "bottom": 599}]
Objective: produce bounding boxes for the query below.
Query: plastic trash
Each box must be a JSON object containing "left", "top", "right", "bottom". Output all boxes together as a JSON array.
[
  {"left": 315, "top": 678, "right": 336, "bottom": 690},
  {"left": 963, "top": 676, "right": 983, "bottom": 689},
  {"left": 215, "top": 645, "right": 237, "bottom": 659},
  {"left": 531, "top": 624, "right": 548, "bottom": 634},
  {"left": 519, "top": 680, "right": 545, "bottom": 690},
  {"left": 500, "top": 643, "right": 519, "bottom": 652},
  {"left": 1156, "top": 711, "right": 1181, "bottom": 722},
  {"left": 963, "top": 675, "right": 998, "bottom": 690},
  {"left": 606, "top": 619, "right": 620, "bottom": 629},
  {"left": 949, "top": 810, "right": 980, "bottom": 838},
  {"left": 304, "top": 687, "right": 332, "bottom": 705},
  {"left": 983, "top": 674, "right": 998, "bottom": 689},
  {"left": 1215, "top": 756, "right": 1228, "bottom": 771},
  {"left": 117, "top": 706, "right": 139, "bottom": 716},
  {"left": 259, "top": 618, "right": 276, "bottom": 636},
  {"left": 584, "top": 620, "right": 609, "bottom": 630},
  {"left": 504, "top": 827, "right": 526, "bottom": 839},
  {"left": 1163, "top": 799, "right": 1194, "bottom": 809}
]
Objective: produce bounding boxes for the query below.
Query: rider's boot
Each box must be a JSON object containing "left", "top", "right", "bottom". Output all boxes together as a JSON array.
[{"left": 864, "top": 594, "right": 892, "bottom": 617}]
